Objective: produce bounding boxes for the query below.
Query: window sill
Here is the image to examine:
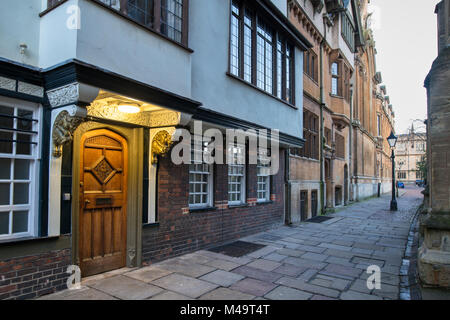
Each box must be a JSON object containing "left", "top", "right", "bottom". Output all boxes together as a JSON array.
[
  {"left": 143, "top": 222, "right": 160, "bottom": 229},
  {"left": 228, "top": 203, "right": 249, "bottom": 209},
  {"left": 256, "top": 200, "right": 273, "bottom": 205},
  {"left": 39, "top": 0, "right": 194, "bottom": 54},
  {"left": 0, "top": 235, "right": 60, "bottom": 246},
  {"left": 289, "top": 154, "right": 320, "bottom": 162},
  {"left": 226, "top": 72, "right": 298, "bottom": 110},
  {"left": 303, "top": 72, "right": 319, "bottom": 85},
  {"left": 189, "top": 206, "right": 217, "bottom": 213},
  {"left": 330, "top": 94, "right": 344, "bottom": 99}
]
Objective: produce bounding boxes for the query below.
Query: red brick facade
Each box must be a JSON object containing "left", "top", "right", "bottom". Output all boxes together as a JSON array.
[
  {"left": 142, "top": 150, "right": 286, "bottom": 263},
  {"left": 0, "top": 249, "right": 71, "bottom": 300}
]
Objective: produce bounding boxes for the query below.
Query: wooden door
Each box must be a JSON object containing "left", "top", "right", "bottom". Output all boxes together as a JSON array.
[{"left": 79, "top": 129, "right": 128, "bottom": 277}]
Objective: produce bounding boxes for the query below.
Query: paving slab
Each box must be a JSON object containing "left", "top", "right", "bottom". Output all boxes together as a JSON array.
[
  {"left": 155, "top": 260, "right": 216, "bottom": 278},
  {"left": 264, "top": 286, "right": 312, "bottom": 300},
  {"left": 199, "top": 270, "right": 244, "bottom": 287},
  {"left": 199, "top": 287, "right": 255, "bottom": 300},
  {"left": 246, "top": 259, "right": 282, "bottom": 272},
  {"left": 340, "top": 290, "right": 383, "bottom": 300},
  {"left": 125, "top": 266, "right": 173, "bottom": 283},
  {"left": 232, "top": 265, "right": 283, "bottom": 283},
  {"left": 41, "top": 287, "right": 117, "bottom": 300},
  {"left": 202, "top": 259, "right": 241, "bottom": 272},
  {"left": 275, "top": 277, "right": 340, "bottom": 298},
  {"left": 151, "top": 274, "right": 218, "bottom": 299},
  {"left": 230, "top": 278, "right": 277, "bottom": 297},
  {"left": 149, "top": 291, "right": 194, "bottom": 300},
  {"left": 89, "top": 275, "right": 163, "bottom": 300},
  {"left": 273, "top": 264, "right": 308, "bottom": 277}
]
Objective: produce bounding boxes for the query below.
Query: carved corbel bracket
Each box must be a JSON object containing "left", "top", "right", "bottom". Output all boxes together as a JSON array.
[
  {"left": 52, "top": 106, "right": 87, "bottom": 158},
  {"left": 151, "top": 130, "right": 174, "bottom": 164}
]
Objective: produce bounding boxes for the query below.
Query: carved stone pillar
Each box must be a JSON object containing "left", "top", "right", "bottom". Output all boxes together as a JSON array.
[{"left": 46, "top": 83, "right": 99, "bottom": 237}]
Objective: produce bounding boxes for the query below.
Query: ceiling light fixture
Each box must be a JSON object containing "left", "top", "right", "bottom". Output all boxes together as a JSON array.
[{"left": 118, "top": 103, "right": 141, "bottom": 114}]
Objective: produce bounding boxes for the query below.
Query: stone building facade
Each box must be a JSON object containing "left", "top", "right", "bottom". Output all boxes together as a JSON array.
[
  {"left": 395, "top": 130, "right": 426, "bottom": 184},
  {"left": 286, "top": 0, "right": 395, "bottom": 222},
  {"left": 419, "top": 0, "right": 450, "bottom": 288},
  {"left": 0, "top": 0, "right": 311, "bottom": 299}
]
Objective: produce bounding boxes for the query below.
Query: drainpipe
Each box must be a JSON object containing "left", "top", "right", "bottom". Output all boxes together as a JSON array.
[
  {"left": 349, "top": 87, "right": 353, "bottom": 201},
  {"left": 285, "top": 148, "right": 291, "bottom": 225},
  {"left": 319, "top": 24, "right": 326, "bottom": 215}
]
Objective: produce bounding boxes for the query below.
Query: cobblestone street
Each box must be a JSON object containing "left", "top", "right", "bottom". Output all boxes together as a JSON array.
[{"left": 41, "top": 186, "right": 423, "bottom": 300}]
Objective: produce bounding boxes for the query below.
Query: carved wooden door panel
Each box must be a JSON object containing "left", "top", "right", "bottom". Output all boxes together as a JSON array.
[{"left": 79, "top": 129, "right": 128, "bottom": 277}]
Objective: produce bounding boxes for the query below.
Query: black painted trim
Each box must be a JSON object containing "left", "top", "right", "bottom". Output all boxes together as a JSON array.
[
  {"left": 38, "top": 100, "right": 51, "bottom": 237},
  {"left": 0, "top": 58, "right": 43, "bottom": 86},
  {"left": 43, "top": 59, "right": 202, "bottom": 114}
]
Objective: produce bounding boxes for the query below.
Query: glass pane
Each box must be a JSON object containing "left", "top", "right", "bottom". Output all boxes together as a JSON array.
[
  {"left": 14, "top": 159, "right": 30, "bottom": 180},
  {"left": 0, "top": 158, "right": 11, "bottom": 179},
  {"left": 0, "top": 211, "right": 9, "bottom": 235},
  {"left": 13, "top": 183, "right": 29, "bottom": 205},
  {"left": 16, "top": 134, "right": 31, "bottom": 155},
  {"left": 12, "top": 211, "right": 28, "bottom": 233},
  {"left": 17, "top": 109, "right": 33, "bottom": 131},
  {"left": 0, "top": 106, "right": 14, "bottom": 129},
  {"left": 0, "top": 131, "right": 13, "bottom": 154},
  {"left": 0, "top": 183, "right": 10, "bottom": 205}
]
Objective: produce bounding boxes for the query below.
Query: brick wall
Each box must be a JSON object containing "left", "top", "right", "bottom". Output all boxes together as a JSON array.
[
  {"left": 142, "top": 150, "right": 286, "bottom": 263},
  {"left": 0, "top": 248, "right": 71, "bottom": 300}
]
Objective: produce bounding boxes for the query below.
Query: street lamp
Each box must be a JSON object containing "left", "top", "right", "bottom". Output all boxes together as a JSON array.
[{"left": 387, "top": 131, "right": 398, "bottom": 211}]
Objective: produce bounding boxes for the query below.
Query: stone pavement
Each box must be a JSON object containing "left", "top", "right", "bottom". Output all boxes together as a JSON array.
[{"left": 40, "top": 186, "right": 423, "bottom": 300}]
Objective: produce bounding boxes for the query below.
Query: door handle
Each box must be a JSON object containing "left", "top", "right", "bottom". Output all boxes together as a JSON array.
[{"left": 84, "top": 199, "right": 90, "bottom": 208}]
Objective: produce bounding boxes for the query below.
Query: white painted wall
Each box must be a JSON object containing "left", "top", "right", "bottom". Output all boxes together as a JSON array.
[
  {"left": 190, "top": 0, "right": 303, "bottom": 138},
  {"left": 0, "top": 0, "right": 41, "bottom": 67},
  {"left": 38, "top": 0, "right": 192, "bottom": 98}
]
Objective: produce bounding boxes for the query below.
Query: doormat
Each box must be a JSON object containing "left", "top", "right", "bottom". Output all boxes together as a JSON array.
[
  {"left": 306, "top": 216, "right": 335, "bottom": 223},
  {"left": 208, "top": 241, "right": 266, "bottom": 257}
]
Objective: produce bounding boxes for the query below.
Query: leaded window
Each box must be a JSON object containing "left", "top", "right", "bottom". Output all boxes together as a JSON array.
[{"left": 229, "top": 0, "right": 295, "bottom": 104}]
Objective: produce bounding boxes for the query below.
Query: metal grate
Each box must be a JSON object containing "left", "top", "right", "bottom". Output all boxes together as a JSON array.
[
  {"left": 306, "top": 216, "right": 334, "bottom": 224},
  {"left": 208, "top": 241, "right": 265, "bottom": 257}
]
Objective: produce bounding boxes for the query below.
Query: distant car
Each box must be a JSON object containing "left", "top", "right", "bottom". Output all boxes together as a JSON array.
[
  {"left": 415, "top": 180, "right": 424, "bottom": 187},
  {"left": 397, "top": 181, "right": 405, "bottom": 189}
]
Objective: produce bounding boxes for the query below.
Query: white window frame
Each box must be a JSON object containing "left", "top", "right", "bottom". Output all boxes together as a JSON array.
[
  {"left": 257, "top": 151, "right": 270, "bottom": 202},
  {"left": 188, "top": 140, "right": 213, "bottom": 209},
  {"left": 228, "top": 143, "right": 246, "bottom": 205},
  {"left": 0, "top": 97, "right": 41, "bottom": 240}
]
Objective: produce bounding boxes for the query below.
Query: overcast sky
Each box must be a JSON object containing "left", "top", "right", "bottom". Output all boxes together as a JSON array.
[{"left": 371, "top": 0, "right": 440, "bottom": 134}]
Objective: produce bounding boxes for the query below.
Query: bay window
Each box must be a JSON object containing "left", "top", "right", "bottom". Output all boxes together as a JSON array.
[
  {"left": 229, "top": 0, "right": 295, "bottom": 104},
  {"left": 64, "top": 0, "right": 190, "bottom": 45},
  {"left": 0, "top": 100, "right": 40, "bottom": 240}
]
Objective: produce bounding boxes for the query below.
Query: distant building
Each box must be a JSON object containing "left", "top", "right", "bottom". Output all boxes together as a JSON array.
[{"left": 395, "top": 128, "right": 427, "bottom": 183}]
